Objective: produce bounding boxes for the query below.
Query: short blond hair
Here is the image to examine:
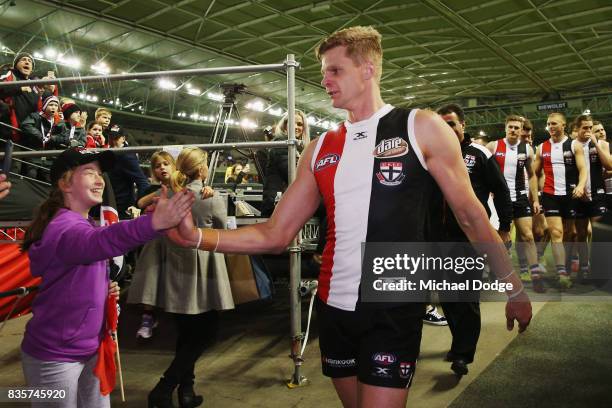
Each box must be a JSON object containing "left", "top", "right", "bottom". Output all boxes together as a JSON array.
[
  {"left": 315, "top": 26, "right": 383, "bottom": 83},
  {"left": 95, "top": 108, "right": 112, "bottom": 119}
]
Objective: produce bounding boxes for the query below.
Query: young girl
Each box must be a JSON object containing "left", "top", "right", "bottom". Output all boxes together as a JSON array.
[
  {"left": 85, "top": 121, "right": 108, "bottom": 149},
  {"left": 20, "top": 147, "right": 195, "bottom": 408},
  {"left": 148, "top": 147, "right": 234, "bottom": 408},
  {"left": 127, "top": 151, "right": 177, "bottom": 339}
]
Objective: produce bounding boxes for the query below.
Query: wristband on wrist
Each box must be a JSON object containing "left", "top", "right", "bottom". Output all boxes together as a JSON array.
[
  {"left": 213, "top": 229, "right": 220, "bottom": 252},
  {"left": 498, "top": 270, "right": 515, "bottom": 281},
  {"left": 195, "top": 228, "right": 202, "bottom": 249},
  {"left": 507, "top": 286, "right": 525, "bottom": 299}
]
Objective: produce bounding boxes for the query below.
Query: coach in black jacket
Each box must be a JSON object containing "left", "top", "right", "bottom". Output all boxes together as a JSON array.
[{"left": 434, "top": 103, "right": 513, "bottom": 376}]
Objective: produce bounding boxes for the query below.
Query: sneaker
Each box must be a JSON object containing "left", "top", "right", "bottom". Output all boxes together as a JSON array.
[
  {"left": 520, "top": 271, "right": 532, "bottom": 282},
  {"left": 570, "top": 258, "right": 580, "bottom": 274},
  {"left": 423, "top": 307, "right": 448, "bottom": 326},
  {"left": 136, "top": 314, "right": 158, "bottom": 339},
  {"left": 532, "top": 277, "right": 546, "bottom": 293},
  {"left": 558, "top": 272, "right": 573, "bottom": 290}
]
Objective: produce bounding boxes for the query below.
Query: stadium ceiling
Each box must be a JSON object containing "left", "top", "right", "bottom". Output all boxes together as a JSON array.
[{"left": 1, "top": 0, "right": 612, "bottom": 128}]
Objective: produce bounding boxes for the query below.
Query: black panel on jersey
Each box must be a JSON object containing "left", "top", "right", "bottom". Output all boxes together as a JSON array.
[
  {"left": 514, "top": 141, "right": 528, "bottom": 199},
  {"left": 364, "top": 108, "right": 438, "bottom": 243},
  {"left": 562, "top": 138, "right": 578, "bottom": 193}
]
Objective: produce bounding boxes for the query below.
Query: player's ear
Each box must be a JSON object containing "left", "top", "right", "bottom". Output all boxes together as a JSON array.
[{"left": 363, "top": 60, "right": 375, "bottom": 80}]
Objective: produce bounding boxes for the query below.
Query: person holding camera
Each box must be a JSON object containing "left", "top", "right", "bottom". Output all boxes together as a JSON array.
[{"left": 260, "top": 110, "right": 310, "bottom": 217}]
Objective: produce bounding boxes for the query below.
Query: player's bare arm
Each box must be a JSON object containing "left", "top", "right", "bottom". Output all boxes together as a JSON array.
[{"left": 171, "top": 140, "right": 321, "bottom": 254}]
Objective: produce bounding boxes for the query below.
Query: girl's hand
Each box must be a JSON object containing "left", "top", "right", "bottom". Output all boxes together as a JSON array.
[
  {"left": 151, "top": 185, "right": 195, "bottom": 230},
  {"left": 109, "top": 281, "right": 120, "bottom": 299}
]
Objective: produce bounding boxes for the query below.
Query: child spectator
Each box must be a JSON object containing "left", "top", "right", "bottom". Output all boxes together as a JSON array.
[
  {"left": 85, "top": 122, "right": 108, "bottom": 149},
  {"left": 58, "top": 102, "right": 87, "bottom": 147},
  {"left": 20, "top": 147, "right": 195, "bottom": 408},
  {"left": 95, "top": 108, "right": 112, "bottom": 131},
  {"left": 127, "top": 151, "right": 176, "bottom": 339}
]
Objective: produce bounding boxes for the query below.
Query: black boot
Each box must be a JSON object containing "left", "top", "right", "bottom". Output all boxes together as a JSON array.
[
  {"left": 178, "top": 384, "right": 203, "bottom": 408},
  {"left": 148, "top": 378, "right": 177, "bottom": 408}
]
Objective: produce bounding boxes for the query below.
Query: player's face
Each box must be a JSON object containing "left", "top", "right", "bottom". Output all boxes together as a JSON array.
[
  {"left": 321, "top": 46, "right": 366, "bottom": 111},
  {"left": 439, "top": 112, "right": 464, "bottom": 141},
  {"left": 593, "top": 124, "right": 607, "bottom": 140},
  {"left": 576, "top": 120, "right": 593, "bottom": 142},
  {"left": 546, "top": 114, "right": 565, "bottom": 138},
  {"left": 505, "top": 121, "right": 522, "bottom": 144}
]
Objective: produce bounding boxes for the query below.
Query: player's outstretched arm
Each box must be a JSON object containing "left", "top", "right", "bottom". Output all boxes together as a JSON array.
[{"left": 169, "top": 141, "right": 322, "bottom": 255}]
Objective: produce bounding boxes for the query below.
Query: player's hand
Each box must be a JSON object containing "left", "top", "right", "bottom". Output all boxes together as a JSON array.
[
  {"left": 532, "top": 201, "right": 541, "bottom": 215},
  {"left": 166, "top": 212, "right": 199, "bottom": 248},
  {"left": 505, "top": 290, "right": 532, "bottom": 333},
  {"left": 572, "top": 185, "right": 585, "bottom": 199},
  {"left": 498, "top": 229, "right": 511, "bottom": 244}
]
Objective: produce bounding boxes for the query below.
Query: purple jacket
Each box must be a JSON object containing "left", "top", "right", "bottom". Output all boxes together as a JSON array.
[{"left": 22, "top": 208, "right": 160, "bottom": 362}]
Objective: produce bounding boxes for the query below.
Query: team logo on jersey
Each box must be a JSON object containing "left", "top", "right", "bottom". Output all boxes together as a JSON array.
[
  {"left": 563, "top": 151, "right": 573, "bottom": 158},
  {"left": 376, "top": 162, "right": 405, "bottom": 186},
  {"left": 353, "top": 131, "right": 368, "bottom": 141},
  {"left": 464, "top": 154, "right": 476, "bottom": 173},
  {"left": 399, "top": 362, "right": 415, "bottom": 380},
  {"left": 373, "top": 137, "right": 409, "bottom": 159},
  {"left": 314, "top": 153, "right": 340, "bottom": 172},
  {"left": 517, "top": 153, "right": 527, "bottom": 161},
  {"left": 372, "top": 352, "right": 396, "bottom": 366}
]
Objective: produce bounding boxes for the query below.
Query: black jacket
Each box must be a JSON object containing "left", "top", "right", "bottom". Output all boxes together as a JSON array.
[
  {"left": 20, "top": 112, "right": 70, "bottom": 149},
  {"left": 430, "top": 135, "right": 513, "bottom": 241},
  {"left": 107, "top": 151, "right": 151, "bottom": 218},
  {"left": 261, "top": 135, "right": 293, "bottom": 216},
  {"left": 0, "top": 69, "right": 51, "bottom": 140}
]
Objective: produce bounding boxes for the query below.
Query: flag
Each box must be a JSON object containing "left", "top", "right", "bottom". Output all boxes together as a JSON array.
[
  {"left": 93, "top": 294, "right": 118, "bottom": 395},
  {"left": 100, "top": 204, "right": 124, "bottom": 277}
]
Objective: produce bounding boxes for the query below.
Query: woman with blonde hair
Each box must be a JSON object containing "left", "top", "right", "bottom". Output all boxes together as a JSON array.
[
  {"left": 148, "top": 147, "right": 234, "bottom": 408},
  {"left": 261, "top": 109, "right": 310, "bottom": 216}
]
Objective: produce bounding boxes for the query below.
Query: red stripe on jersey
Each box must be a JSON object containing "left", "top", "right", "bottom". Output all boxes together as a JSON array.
[
  {"left": 494, "top": 139, "right": 506, "bottom": 173},
  {"left": 313, "top": 126, "right": 347, "bottom": 303},
  {"left": 542, "top": 140, "right": 554, "bottom": 195}
]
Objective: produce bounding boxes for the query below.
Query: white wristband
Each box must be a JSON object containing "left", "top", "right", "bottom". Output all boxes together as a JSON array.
[
  {"left": 195, "top": 228, "right": 202, "bottom": 250},
  {"left": 498, "top": 270, "right": 515, "bottom": 281},
  {"left": 507, "top": 286, "right": 524, "bottom": 300}
]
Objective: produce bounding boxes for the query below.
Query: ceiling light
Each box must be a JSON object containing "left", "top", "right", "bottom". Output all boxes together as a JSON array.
[
  {"left": 268, "top": 107, "right": 283, "bottom": 117},
  {"left": 158, "top": 78, "right": 177, "bottom": 90},
  {"left": 44, "top": 48, "right": 57, "bottom": 59},
  {"left": 207, "top": 92, "right": 224, "bottom": 102},
  {"left": 187, "top": 87, "right": 201, "bottom": 96},
  {"left": 91, "top": 62, "right": 111, "bottom": 75}
]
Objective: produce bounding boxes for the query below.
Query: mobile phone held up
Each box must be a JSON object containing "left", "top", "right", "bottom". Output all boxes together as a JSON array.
[{"left": 1, "top": 140, "right": 13, "bottom": 178}]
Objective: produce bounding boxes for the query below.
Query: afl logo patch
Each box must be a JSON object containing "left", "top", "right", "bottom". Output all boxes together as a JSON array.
[
  {"left": 373, "top": 137, "right": 409, "bottom": 159},
  {"left": 315, "top": 153, "right": 340, "bottom": 171}
]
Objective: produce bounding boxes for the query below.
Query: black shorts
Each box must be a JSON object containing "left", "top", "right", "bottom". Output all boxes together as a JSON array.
[
  {"left": 575, "top": 195, "right": 608, "bottom": 218},
  {"left": 542, "top": 193, "right": 576, "bottom": 218},
  {"left": 316, "top": 297, "right": 424, "bottom": 388},
  {"left": 512, "top": 195, "right": 532, "bottom": 219}
]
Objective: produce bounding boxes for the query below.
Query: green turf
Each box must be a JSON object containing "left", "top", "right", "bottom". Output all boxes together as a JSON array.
[{"left": 449, "top": 302, "right": 612, "bottom": 408}]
